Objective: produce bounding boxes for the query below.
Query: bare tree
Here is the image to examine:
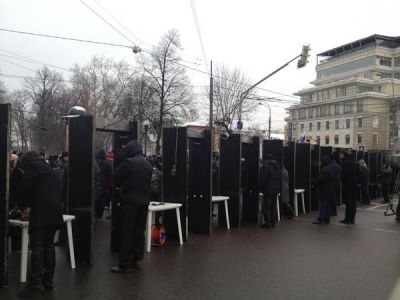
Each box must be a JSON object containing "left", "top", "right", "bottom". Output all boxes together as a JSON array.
[
  {"left": 9, "top": 90, "right": 30, "bottom": 151},
  {"left": 210, "top": 64, "right": 256, "bottom": 132},
  {"left": 143, "top": 29, "right": 195, "bottom": 153},
  {"left": 0, "top": 79, "right": 6, "bottom": 103},
  {"left": 24, "top": 66, "right": 66, "bottom": 153}
]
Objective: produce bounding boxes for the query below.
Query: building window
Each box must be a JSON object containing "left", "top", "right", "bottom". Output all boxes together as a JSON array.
[
  {"left": 336, "top": 86, "right": 345, "bottom": 98},
  {"left": 334, "top": 135, "right": 339, "bottom": 145},
  {"left": 345, "top": 135, "right": 350, "bottom": 144},
  {"left": 377, "top": 56, "right": 392, "bottom": 67},
  {"left": 325, "top": 136, "right": 329, "bottom": 145},
  {"left": 395, "top": 57, "right": 400, "bottom": 67},
  {"left": 357, "top": 117, "right": 362, "bottom": 128},
  {"left": 320, "top": 105, "right": 328, "bottom": 117},
  {"left": 346, "top": 119, "right": 350, "bottom": 129},
  {"left": 309, "top": 123, "right": 313, "bottom": 132},
  {"left": 309, "top": 108, "right": 315, "bottom": 118},
  {"left": 335, "top": 120, "right": 340, "bottom": 129},
  {"left": 346, "top": 85, "right": 359, "bottom": 96},
  {"left": 357, "top": 100, "right": 364, "bottom": 113},
  {"left": 300, "top": 124, "right": 304, "bottom": 132},
  {"left": 317, "top": 91, "right": 322, "bottom": 101},
  {"left": 344, "top": 101, "right": 354, "bottom": 114},
  {"left": 326, "top": 121, "right": 330, "bottom": 130},
  {"left": 372, "top": 116, "right": 379, "bottom": 128},
  {"left": 372, "top": 133, "right": 378, "bottom": 145},
  {"left": 299, "top": 109, "right": 306, "bottom": 120},
  {"left": 316, "top": 136, "right": 320, "bottom": 145},
  {"left": 357, "top": 133, "right": 362, "bottom": 144},
  {"left": 335, "top": 104, "right": 341, "bottom": 115},
  {"left": 322, "top": 90, "right": 330, "bottom": 100},
  {"left": 317, "top": 122, "right": 321, "bottom": 131}
]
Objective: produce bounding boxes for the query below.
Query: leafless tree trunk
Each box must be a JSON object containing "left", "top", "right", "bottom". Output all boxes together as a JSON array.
[
  {"left": 9, "top": 90, "right": 30, "bottom": 151},
  {"left": 143, "top": 29, "right": 195, "bottom": 153}
]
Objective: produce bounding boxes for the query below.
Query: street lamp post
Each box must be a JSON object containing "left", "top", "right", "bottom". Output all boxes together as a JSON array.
[
  {"left": 259, "top": 102, "right": 271, "bottom": 139},
  {"left": 237, "top": 45, "right": 310, "bottom": 131}
]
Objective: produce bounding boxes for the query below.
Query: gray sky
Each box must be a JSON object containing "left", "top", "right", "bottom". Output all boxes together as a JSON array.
[{"left": 1, "top": 0, "right": 399, "bottom": 132}]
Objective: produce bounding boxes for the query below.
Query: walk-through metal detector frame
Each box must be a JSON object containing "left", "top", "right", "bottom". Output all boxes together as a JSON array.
[
  {"left": 163, "top": 126, "right": 212, "bottom": 237},
  {"left": 310, "top": 145, "right": 320, "bottom": 211},
  {"left": 219, "top": 134, "right": 241, "bottom": 228},
  {"left": 241, "top": 136, "right": 260, "bottom": 224},
  {"left": 0, "top": 104, "right": 10, "bottom": 287},
  {"left": 67, "top": 116, "right": 137, "bottom": 264}
]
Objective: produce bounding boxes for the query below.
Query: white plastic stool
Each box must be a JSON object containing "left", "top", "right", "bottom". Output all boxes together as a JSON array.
[
  {"left": 276, "top": 193, "right": 281, "bottom": 221},
  {"left": 294, "top": 189, "right": 306, "bottom": 217}
]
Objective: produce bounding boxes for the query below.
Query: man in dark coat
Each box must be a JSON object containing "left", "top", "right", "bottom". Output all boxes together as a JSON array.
[
  {"left": 312, "top": 156, "right": 336, "bottom": 225},
  {"left": 259, "top": 154, "right": 281, "bottom": 228},
  {"left": 111, "top": 140, "right": 153, "bottom": 273},
  {"left": 17, "top": 151, "right": 63, "bottom": 297},
  {"left": 379, "top": 163, "right": 392, "bottom": 204},
  {"left": 340, "top": 150, "right": 358, "bottom": 224}
]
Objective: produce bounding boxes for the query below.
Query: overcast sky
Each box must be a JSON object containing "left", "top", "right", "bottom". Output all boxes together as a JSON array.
[{"left": 1, "top": 0, "right": 399, "bottom": 132}]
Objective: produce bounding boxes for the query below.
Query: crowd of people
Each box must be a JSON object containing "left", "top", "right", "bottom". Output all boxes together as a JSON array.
[{"left": 6, "top": 143, "right": 398, "bottom": 297}]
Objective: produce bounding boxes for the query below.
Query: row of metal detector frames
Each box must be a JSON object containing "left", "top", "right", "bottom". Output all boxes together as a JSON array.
[
  {"left": 0, "top": 104, "right": 139, "bottom": 286},
  {"left": 0, "top": 102, "right": 399, "bottom": 286}
]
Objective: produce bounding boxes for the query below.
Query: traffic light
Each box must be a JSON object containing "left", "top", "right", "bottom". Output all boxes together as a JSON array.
[{"left": 297, "top": 45, "right": 310, "bottom": 69}]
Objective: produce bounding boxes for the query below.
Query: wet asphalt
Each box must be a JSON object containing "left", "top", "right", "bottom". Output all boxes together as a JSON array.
[{"left": 1, "top": 202, "right": 400, "bottom": 300}]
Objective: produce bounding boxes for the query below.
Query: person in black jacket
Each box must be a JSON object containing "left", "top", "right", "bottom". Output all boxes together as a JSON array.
[
  {"left": 379, "top": 163, "right": 392, "bottom": 204},
  {"left": 259, "top": 154, "right": 281, "bottom": 228},
  {"left": 95, "top": 149, "right": 113, "bottom": 211},
  {"left": 111, "top": 140, "right": 153, "bottom": 273},
  {"left": 340, "top": 150, "right": 358, "bottom": 224},
  {"left": 312, "top": 156, "right": 336, "bottom": 225},
  {"left": 17, "top": 151, "right": 63, "bottom": 297}
]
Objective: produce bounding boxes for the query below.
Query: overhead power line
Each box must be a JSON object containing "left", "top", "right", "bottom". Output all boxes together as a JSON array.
[
  {"left": 0, "top": 57, "right": 36, "bottom": 72},
  {"left": 189, "top": 0, "right": 208, "bottom": 73},
  {"left": 79, "top": 0, "right": 139, "bottom": 48},
  {"left": 0, "top": 28, "right": 299, "bottom": 99}
]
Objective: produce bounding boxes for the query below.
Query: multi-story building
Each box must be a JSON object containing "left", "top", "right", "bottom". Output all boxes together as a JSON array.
[{"left": 286, "top": 34, "right": 400, "bottom": 150}]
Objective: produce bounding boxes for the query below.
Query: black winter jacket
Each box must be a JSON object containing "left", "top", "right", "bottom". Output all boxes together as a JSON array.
[
  {"left": 314, "top": 161, "right": 337, "bottom": 199},
  {"left": 113, "top": 141, "right": 153, "bottom": 206},
  {"left": 259, "top": 160, "right": 281, "bottom": 196},
  {"left": 341, "top": 157, "right": 358, "bottom": 197},
  {"left": 18, "top": 159, "right": 63, "bottom": 229}
]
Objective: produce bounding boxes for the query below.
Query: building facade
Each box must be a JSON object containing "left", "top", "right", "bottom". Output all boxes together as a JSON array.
[{"left": 286, "top": 35, "right": 400, "bottom": 151}]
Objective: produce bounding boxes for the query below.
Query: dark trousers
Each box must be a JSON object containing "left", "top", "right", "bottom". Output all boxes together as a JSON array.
[
  {"left": 29, "top": 226, "right": 58, "bottom": 287},
  {"left": 361, "top": 183, "right": 370, "bottom": 204},
  {"left": 119, "top": 204, "right": 148, "bottom": 269},
  {"left": 382, "top": 184, "right": 390, "bottom": 203},
  {"left": 318, "top": 198, "right": 331, "bottom": 223},
  {"left": 344, "top": 193, "right": 357, "bottom": 222},
  {"left": 262, "top": 194, "right": 277, "bottom": 226},
  {"left": 95, "top": 195, "right": 105, "bottom": 218}
]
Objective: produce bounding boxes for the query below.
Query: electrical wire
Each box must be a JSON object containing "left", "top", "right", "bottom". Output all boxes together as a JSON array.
[
  {"left": 0, "top": 28, "right": 300, "bottom": 100},
  {"left": 0, "top": 57, "right": 36, "bottom": 72},
  {"left": 189, "top": 0, "right": 208, "bottom": 73}
]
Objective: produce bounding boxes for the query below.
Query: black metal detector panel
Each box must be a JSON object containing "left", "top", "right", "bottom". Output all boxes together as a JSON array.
[
  {"left": 187, "top": 131, "right": 211, "bottom": 235},
  {"left": 262, "top": 139, "right": 283, "bottom": 167},
  {"left": 368, "top": 153, "right": 377, "bottom": 183},
  {"left": 295, "top": 143, "right": 311, "bottom": 212},
  {"left": 68, "top": 116, "right": 94, "bottom": 265},
  {"left": 356, "top": 151, "right": 364, "bottom": 162},
  {"left": 242, "top": 137, "right": 260, "bottom": 224},
  {"left": 162, "top": 127, "right": 188, "bottom": 241},
  {"left": 0, "top": 104, "right": 10, "bottom": 287},
  {"left": 332, "top": 148, "right": 341, "bottom": 163},
  {"left": 310, "top": 145, "right": 320, "bottom": 211},
  {"left": 284, "top": 142, "right": 296, "bottom": 206},
  {"left": 219, "top": 134, "right": 241, "bottom": 228},
  {"left": 110, "top": 124, "right": 138, "bottom": 251},
  {"left": 320, "top": 146, "right": 333, "bottom": 160}
]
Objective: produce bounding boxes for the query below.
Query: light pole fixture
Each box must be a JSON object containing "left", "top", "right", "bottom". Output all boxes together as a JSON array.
[
  {"left": 237, "top": 45, "right": 310, "bottom": 131},
  {"left": 258, "top": 102, "right": 271, "bottom": 140}
]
